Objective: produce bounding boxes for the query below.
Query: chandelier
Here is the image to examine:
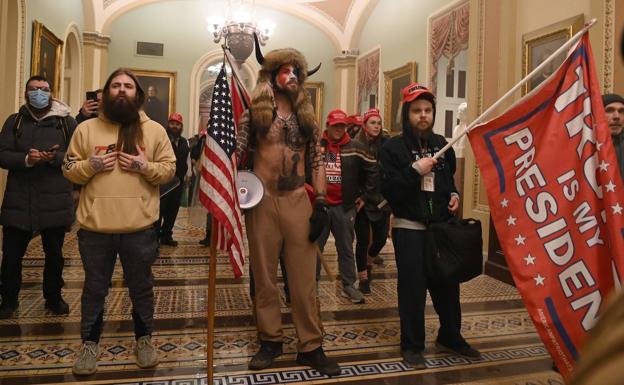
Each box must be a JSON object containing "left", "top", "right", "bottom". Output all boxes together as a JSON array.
[{"left": 206, "top": 0, "right": 275, "bottom": 67}]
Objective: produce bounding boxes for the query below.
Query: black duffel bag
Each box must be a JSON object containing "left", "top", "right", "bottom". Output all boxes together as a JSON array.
[{"left": 425, "top": 217, "right": 483, "bottom": 283}]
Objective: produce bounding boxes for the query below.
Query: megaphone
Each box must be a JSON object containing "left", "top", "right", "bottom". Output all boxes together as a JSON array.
[{"left": 236, "top": 170, "right": 264, "bottom": 209}]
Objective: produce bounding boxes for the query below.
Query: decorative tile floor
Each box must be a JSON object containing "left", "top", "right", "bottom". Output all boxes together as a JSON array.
[{"left": 0, "top": 209, "right": 561, "bottom": 384}]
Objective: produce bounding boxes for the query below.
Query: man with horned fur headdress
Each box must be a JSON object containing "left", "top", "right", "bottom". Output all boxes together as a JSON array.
[{"left": 235, "top": 36, "right": 340, "bottom": 376}]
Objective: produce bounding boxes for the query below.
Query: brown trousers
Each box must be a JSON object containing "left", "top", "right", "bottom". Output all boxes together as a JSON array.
[{"left": 246, "top": 189, "right": 323, "bottom": 352}]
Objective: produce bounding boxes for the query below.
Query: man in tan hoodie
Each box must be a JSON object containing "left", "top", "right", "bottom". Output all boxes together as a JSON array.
[{"left": 63, "top": 68, "right": 175, "bottom": 376}]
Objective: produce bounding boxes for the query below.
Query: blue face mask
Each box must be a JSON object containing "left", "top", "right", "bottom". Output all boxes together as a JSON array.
[{"left": 27, "top": 89, "right": 51, "bottom": 109}]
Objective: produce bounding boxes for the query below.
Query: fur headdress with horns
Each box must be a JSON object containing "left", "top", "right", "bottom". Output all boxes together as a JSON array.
[{"left": 250, "top": 34, "right": 321, "bottom": 140}]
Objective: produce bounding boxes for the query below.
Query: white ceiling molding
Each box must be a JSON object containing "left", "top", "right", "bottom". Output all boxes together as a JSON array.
[{"left": 86, "top": 0, "right": 378, "bottom": 51}]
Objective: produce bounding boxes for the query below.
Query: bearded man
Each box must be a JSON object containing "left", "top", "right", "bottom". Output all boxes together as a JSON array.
[
  {"left": 379, "top": 83, "right": 480, "bottom": 369},
  {"left": 235, "top": 36, "right": 340, "bottom": 376},
  {"left": 63, "top": 68, "right": 176, "bottom": 376}
]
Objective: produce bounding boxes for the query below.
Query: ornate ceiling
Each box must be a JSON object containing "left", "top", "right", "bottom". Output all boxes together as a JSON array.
[{"left": 85, "top": 0, "right": 378, "bottom": 49}]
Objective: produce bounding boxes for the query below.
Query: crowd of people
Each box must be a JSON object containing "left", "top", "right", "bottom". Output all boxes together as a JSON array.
[{"left": 0, "top": 42, "right": 622, "bottom": 379}]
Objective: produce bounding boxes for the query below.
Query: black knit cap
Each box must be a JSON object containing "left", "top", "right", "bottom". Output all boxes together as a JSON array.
[{"left": 603, "top": 93, "right": 624, "bottom": 107}]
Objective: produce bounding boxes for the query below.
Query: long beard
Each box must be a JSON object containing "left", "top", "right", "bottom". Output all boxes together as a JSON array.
[
  {"left": 413, "top": 125, "right": 433, "bottom": 149},
  {"left": 104, "top": 95, "right": 140, "bottom": 126}
]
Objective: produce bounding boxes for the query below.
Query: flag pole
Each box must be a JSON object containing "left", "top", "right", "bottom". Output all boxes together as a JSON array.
[
  {"left": 433, "top": 18, "right": 597, "bottom": 160},
  {"left": 206, "top": 217, "right": 218, "bottom": 383}
]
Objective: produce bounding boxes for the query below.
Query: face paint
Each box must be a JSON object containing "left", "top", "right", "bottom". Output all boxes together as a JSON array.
[{"left": 276, "top": 64, "right": 298, "bottom": 90}]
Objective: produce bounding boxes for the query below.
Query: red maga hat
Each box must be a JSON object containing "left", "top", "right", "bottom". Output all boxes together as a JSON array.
[
  {"left": 401, "top": 82, "right": 435, "bottom": 104},
  {"left": 168, "top": 113, "right": 184, "bottom": 124},
  {"left": 326, "top": 109, "right": 350, "bottom": 126},
  {"left": 363, "top": 108, "right": 381, "bottom": 123},
  {"left": 348, "top": 114, "right": 363, "bottom": 126}
]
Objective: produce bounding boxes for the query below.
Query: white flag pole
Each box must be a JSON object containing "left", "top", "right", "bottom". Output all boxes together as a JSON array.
[{"left": 432, "top": 18, "right": 597, "bottom": 160}]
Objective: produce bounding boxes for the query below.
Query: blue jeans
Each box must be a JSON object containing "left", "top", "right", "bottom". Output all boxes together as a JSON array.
[{"left": 317, "top": 205, "right": 357, "bottom": 288}]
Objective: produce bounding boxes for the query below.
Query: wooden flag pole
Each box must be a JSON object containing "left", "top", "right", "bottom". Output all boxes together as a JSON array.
[{"left": 206, "top": 217, "right": 218, "bottom": 384}]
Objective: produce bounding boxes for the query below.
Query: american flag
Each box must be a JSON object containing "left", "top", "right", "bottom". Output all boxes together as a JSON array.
[{"left": 199, "top": 66, "right": 245, "bottom": 278}]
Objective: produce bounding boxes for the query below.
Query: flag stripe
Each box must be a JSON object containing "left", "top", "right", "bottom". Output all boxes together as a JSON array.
[{"left": 198, "top": 65, "right": 245, "bottom": 278}]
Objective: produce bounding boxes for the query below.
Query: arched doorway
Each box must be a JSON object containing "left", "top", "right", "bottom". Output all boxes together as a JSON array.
[
  {"left": 196, "top": 61, "right": 254, "bottom": 138},
  {"left": 188, "top": 50, "right": 259, "bottom": 137},
  {"left": 62, "top": 25, "right": 83, "bottom": 114}
]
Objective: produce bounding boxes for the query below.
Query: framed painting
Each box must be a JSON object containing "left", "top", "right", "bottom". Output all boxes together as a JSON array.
[
  {"left": 522, "top": 14, "right": 584, "bottom": 94},
  {"left": 131, "top": 69, "right": 177, "bottom": 128},
  {"left": 304, "top": 81, "right": 324, "bottom": 124},
  {"left": 383, "top": 62, "right": 418, "bottom": 134},
  {"left": 31, "top": 21, "right": 63, "bottom": 96}
]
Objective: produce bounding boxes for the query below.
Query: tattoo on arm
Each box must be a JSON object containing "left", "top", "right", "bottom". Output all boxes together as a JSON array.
[
  {"left": 131, "top": 160, "right": 143, "bottom": 170},
  {"left": 89, "top": 157, "right": 104, "bottom": 172},
  {"left": 235, "top": 111, "right": 251, "bottom": 166}
]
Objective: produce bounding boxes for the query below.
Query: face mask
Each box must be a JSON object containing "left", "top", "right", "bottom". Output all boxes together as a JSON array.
[{"left": 27, "top": 89, "right": 51, "bottom": 109}]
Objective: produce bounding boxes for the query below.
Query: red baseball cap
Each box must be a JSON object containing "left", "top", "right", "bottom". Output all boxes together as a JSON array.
[
  {"left": 326, "top": 109, "right": 350, "bottom": 126},
  {"left": 363, "top": 108, "right": 381, "bottom": 123},
  {"left": 168, "top": 113, "right": 183, "bottom": 124},
  {"left": 349, "top": 114, "right": 363, "bottom": 126},
  {"left": 401, "top": 82, "right": 435, "bottom": 104}
]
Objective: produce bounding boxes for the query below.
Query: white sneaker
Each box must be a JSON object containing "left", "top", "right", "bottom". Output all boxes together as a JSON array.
[
  {"left": 135, "top": 335, "right": 159, "bottom": 368},
  {"left": 72, "top": 341, "right": 99, "bottom": 376}
]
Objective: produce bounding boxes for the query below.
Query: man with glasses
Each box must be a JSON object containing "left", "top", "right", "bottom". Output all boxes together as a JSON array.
[{"left": 0, "top": 75, "right": 77, "bottom": 319}]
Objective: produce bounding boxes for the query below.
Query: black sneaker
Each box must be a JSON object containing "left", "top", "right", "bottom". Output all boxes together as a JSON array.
[
  {"left": 436, "top": 341, "right": 481, "bottom": 359},
  {"left": 296, "top": 347, "right": 341, "bottom": 376},
  {"left": 199, "top": 237, "right": 210, "bottom": 246},
  {"left": 401, "top": 350, "right": 426, "bottom": 369},
  {"left": 249, "top": 341, "right": 283, "bottom": 370},
  {"left": 373, "top": 255, "right": 384, "bottom": 265},
  {"left": 0, "top": 301, "right": 18, "bottom": 319},
  {"left": 359, "top": 279, "right": 371, "bottom": 295},
  {"left": 160, "top": 238, "right": 178, "bottom": 247},
  {"left": 45, "top": 298, "right": 70, "bottom": 315}
]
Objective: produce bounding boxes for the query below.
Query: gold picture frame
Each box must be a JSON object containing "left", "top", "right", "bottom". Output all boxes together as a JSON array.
[
  {"left": 31, "top": 20, "right": 63, "bottom": 96},
  {"left": 131, "top": 69, "right": 177, "bottom": 128},
  {"left": 304, "top": 81, "right": 324, "bottom": 124},
  {"left": 383, "top": 61, "right": 417, "bottom": 134},
  {"left": 522, "top": 14, "right": 584, "bottom": 94}
]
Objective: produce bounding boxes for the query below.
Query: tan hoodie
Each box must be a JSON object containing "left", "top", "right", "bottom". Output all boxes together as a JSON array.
[{"left": 63, "top": 111, "right": 175, "bottom": 233}]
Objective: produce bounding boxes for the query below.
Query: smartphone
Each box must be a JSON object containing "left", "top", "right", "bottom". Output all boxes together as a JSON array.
[{"left": 86, "top": 91, "right": 98, "bottom": 101}]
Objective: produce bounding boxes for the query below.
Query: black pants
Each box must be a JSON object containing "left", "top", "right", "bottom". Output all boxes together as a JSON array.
[
  {"left": 0, "top": 226, "right": 66, "bottom": 304},
  {"left": 78, "top": 228, "right": 158, "bottom": 342},
  {"left": 354, "top": 210, "right": 389, "bottom": 272},
  {"left": 392, "top": 227, "right": 465, "bottom": 353},
  {"left": 157, "top": 180, "right": 184, "bottom": 239}
]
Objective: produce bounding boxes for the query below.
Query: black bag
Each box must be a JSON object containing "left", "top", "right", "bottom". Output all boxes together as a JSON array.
[{"left": 425, "top": 217, "right": 483, "bottom": 283}]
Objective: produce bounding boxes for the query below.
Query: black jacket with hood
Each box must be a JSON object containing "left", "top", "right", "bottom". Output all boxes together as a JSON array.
[
  {"left": 379, "top": 125, "right": 458, "bottom": 225},
  {"left": 0, "top": 100, "right": 77, "bottom": 231}
]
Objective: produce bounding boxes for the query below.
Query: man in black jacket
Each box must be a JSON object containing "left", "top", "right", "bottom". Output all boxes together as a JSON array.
[
  {"left": 158, "top": 113, "right": 190, "bottom": 246},
  {"left": 379, "top": 83, "right": 479, "bottom": 368},
  {"left": 0, "top": 75, "right": 77, "bottom": 318},
  {"left": 318, "top": 109, "right": 378, "bottom": 304}
]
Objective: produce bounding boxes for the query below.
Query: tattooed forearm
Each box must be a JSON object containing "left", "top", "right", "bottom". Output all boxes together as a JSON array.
[
  {"left": 131, "top": 160, "right": 144, "bottom": 170},
  {"left": 89, "top": 157, "right": 104, "bottom": 172}
]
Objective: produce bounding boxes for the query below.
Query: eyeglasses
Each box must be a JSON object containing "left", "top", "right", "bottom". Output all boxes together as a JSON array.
[{"left": 27, "top": 86, "right": 51, "bottom": 92}]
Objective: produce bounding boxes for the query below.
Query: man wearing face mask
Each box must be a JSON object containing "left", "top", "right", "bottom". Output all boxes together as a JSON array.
[
  {"left": 157, "top": 113, "right": 190, "bottom": 246},
  {"left": 0, "top": 75, "right": 77, "bottom": 319}
]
